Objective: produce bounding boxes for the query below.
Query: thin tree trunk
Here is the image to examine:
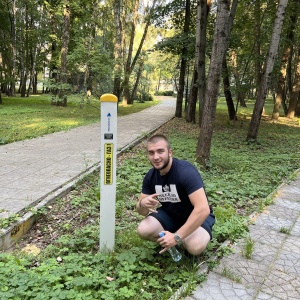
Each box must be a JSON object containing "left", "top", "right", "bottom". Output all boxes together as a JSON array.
[
  {"left": 196, "top": 0, "right": 234, "bottom": 166},
  {"left": 231, "top": 50, "right": 246, "bottom": 107},
  {"left": 176, "top": 0, "right": 191, "bottom": 118},
  {"left": 247, "top": 0, "right": 289, "bottom": 141},
  {"left": 287, "top": 46, "right": 300, "bottom": 118},
  {"left": 33, "top": 72, "right": 38, "bottom": 94},
  {"left": 185, "top": 1, "right": 201, "bottom": 123},
  {"left": 49, "top": 2, "right": 59, "bottom": 104},
  {"left": 57, "top": 3, "right": 70, "bottom": 107},
  {"left": 122, "top": 0, "right": 156, "bottom": 105},
  {"left": 20, "top": 6, "right": 28, "bottom": 98},
  {"left": 157, "top": 70, "right": 161, "bottom": 91},
  {"left": 254, "top": 0, "right": 262, "bottom": 96},
  {"left": 8, "top": 0, "right": 17, "bottom": 96},
  {"left": 27, "top": 7, "right": 42, "bottom": 97},
  {"left": 84, "top": 12, "right": 96, "bottom": 97},
  {"left": 295, "top": 93, "right": 300, "bottom": 116},
  {"left": 186, "top": 68, "right": 198, "bottom": 123},
  {"left": 222, "top": 56, "right": 236, "bottom": 120},
  {"left": 273, "top": 46, "right": 290, "bottom": 119},
  {"left": 122, "top": 0, "right": 139, "bottom": 106},
  {"left": 130, "top": 57, "right": 144, "bottom": 101},
  {"left": 186, "top": 0, "right": 211, "bottom": 123},
  {"left": 113, "top": 0, "right": 122, "bottom": 100},
  {"left": 273, "top": 0, "right": 298, "bottom": 119},
  {"left": 176, "top": 57, "right": 187, "bottom": 117},
  {"left": 198, "top": 0, "right": 211, "bottom": 124}
]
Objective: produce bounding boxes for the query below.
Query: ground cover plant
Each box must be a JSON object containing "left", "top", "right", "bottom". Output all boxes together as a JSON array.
[
  {"left": 0, "top": 97, "right": 299, "bottom": 299},
  {"left": 0, "top": 95, "right": 158, "bottom": 145}
]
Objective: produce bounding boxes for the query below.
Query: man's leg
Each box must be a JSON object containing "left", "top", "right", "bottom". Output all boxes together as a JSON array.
[
  {"left": 183, "top": 227, "right": 210, "bottom": 256},
  {"left": 137, "top": 215, "right": 164, "bottom": 242}
]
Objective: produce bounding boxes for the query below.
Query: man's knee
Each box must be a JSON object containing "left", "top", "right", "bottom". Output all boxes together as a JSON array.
[
  {"left": 184, "top": 227, "right": 211, "bottom": 255},
  {"left": 137, "top": 216, "right": 163, "bottom": 241},
  {"left": 185, "top": 242, "right": 208, "bottom": 256},
  {"left": 137, "top": 221, "right": 150, "bottom": 239}
]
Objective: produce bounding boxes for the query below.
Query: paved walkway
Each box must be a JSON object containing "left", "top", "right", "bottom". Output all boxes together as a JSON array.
[
  {"left": 0, "top": 97, "right": 176, "bottom": 219},
  {"left": 185, "top": 171, "right": 300, "bottom": 300}
]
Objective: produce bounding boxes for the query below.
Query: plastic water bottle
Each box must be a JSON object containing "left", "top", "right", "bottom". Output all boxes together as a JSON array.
[{"left": 158, "top": 232, "right": 182, "bottom": 262}]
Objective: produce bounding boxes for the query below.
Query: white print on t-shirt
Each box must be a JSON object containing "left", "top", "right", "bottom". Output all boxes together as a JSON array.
[{"left": 155, "top": 184, "right": 181, "bottom": 203}]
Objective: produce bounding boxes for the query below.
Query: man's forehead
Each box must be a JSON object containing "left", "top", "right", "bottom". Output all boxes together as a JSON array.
[{"left": 147, "top": 140, "right": 168, "bottom": 150}]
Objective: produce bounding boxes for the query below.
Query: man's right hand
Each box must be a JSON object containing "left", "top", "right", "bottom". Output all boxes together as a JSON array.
[{"left": 138, "top": 193, "right": 160, "bottom": 214}]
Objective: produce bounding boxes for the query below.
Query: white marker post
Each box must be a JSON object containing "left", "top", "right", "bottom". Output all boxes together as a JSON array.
[{"left": 99, "top": 93, "right": 118, "bottom": 252}]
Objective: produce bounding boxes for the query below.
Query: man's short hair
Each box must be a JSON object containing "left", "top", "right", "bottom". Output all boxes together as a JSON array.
[{"left": 147, "top": 134, "right": 170, "bottom": 150}]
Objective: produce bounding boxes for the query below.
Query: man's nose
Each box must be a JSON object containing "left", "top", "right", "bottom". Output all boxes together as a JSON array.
[{"left": 153, "top": 152, "right": 160, "bottom": 159}]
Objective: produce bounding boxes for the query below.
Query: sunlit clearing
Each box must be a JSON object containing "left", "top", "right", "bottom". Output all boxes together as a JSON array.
[
  {"left": 22, "top": 244, "right": 41, "bottom": 255},
  {"left": 59, "top": 120, "right": 79, "bottom": 126}
]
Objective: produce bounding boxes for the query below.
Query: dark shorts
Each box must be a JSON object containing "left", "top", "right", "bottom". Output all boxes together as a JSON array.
[{"left": 150, "top": 207, "right": 215, "bottom": 240}]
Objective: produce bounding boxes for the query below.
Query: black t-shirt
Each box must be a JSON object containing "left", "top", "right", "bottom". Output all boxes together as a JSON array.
[{"left": 142, "top": 158, "right": 207, "bottom": 225}]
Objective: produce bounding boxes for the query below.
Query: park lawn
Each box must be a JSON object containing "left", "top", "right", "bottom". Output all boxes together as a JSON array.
[{"left": 0, "top": 94, "right": 158, "bottom": 145}]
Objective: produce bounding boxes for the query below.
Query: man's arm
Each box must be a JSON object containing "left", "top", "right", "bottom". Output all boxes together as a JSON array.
[
  {"left": 176, "top": 187, "right": 210, "bottom": 240},
  {"left": 159, "top": 188, "right": 210, "bottom": 250}
]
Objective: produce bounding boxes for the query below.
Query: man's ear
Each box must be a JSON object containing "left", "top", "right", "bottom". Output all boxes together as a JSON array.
[{"left": 169, "top": 149, "right": 173, "bottom": 156}]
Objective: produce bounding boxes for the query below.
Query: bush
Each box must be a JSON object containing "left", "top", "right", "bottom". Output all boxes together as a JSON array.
[
  {"left": 154, "top": 90, "right": 174, "bottom": 96},
  {"left": 136, "top": 91, "right": 153, "bottom": 102}
]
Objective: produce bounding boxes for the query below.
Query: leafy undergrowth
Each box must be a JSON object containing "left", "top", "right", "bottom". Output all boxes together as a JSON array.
[{"left": 1, "top": 101, "right": 299, "bottom": 299}]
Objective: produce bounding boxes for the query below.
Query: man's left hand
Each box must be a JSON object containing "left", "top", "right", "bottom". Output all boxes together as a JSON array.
[{"left": 157, "top": 231, "right": 177, "bottom": 254}]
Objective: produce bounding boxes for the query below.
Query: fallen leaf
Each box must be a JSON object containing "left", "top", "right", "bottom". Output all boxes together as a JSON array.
[{"left": 106, "top": 276, "right": 114, "bottom": 281}]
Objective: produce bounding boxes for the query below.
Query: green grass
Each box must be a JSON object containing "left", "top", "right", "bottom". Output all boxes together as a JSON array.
[
  {"left": 0, "top": 94, "right": 158, "bottom": 145},
  {"left": 0, "top": 96, "right": 299, "bottom": 299}
]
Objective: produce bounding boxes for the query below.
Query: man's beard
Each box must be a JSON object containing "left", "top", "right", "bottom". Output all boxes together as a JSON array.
[{"left": 152, "top": 156, "right": 170, "bottom": 171}]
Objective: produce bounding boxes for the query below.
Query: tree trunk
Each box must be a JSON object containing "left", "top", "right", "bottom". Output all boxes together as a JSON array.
[
  {"left": 287, "top": 46, "right": 300, "bottom": 118},
  {"left": 8, "top": 0, "right": 17, "bottom": 96},
  {"left": 157, "top": 69, "right": 161, "bottom": 91},
  {"left": 20, "top": 4, "right": 29, "bottom": 98},
  {"left": 273, "top": 46, "right": 290, "bottom": 119},
  {"left": 176, "top": 57, "right": 187, "bottom": 117},
  {"left": 254, "top": 0, "right": 262, "bottom": 96},
  {"left": 222, "top": 56, "right": 236, "bottom": 120},
  {"left": 186, "top": 0, "right": 211, "bottom": 123},
  {"left": 113, "top": 0, "right": 122, "bottom": 100},
  {"left": 122, "top": 0, "right": 156, "bottom": 105},
  {"left": 33, "top": 72, "right": 38, "bottom": 94},
  {"left": 231, "top": 50, "right": 246, "bottom": 107},
  {"left": 57, "top": 3, "right": 70, "bottom": 107},
  {"left": 198, "top": 0, "right": 211, "bottom": 124},
  {"left": 130, "top": 57, "right": 144, "bottom": 101},
  {"left": 122, "top": 0, "right": 139, "bottom": 106},
  {"left": 295, "top": 93, "right": 300, "bottom": 116},
  {"left": 273, "top": 0, "right": 298, "bottom": 119},
  {"left": 196, "top": 0, "right": 233, "bottom": 166},
  {"left": 176, "top": 0, "right": 191, "bottom": 118},
  {"left": 186, "top": 68, "right": 198, "bottom": 123},
  {"left": 247, "top": 0, "right": 289, "bottom": 141}
]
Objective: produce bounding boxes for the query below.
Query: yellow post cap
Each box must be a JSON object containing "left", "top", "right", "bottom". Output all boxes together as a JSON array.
[{"left": 100, "top": 93, "right": 118, "bottom": 103}]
